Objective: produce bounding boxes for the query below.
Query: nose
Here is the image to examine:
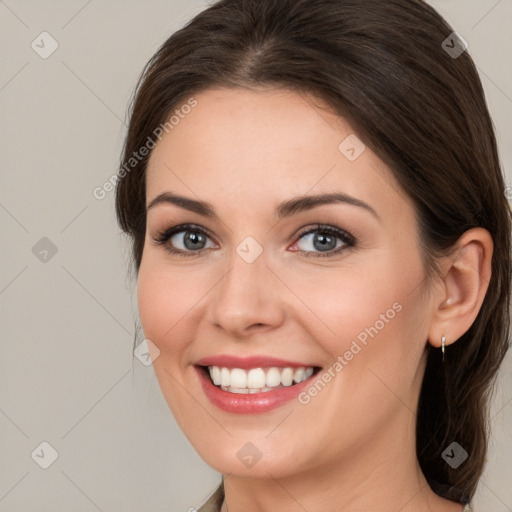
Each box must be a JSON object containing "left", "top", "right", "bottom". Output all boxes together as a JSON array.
[{"left": 208, "top": 245, "right": 285, "bottom": 337}]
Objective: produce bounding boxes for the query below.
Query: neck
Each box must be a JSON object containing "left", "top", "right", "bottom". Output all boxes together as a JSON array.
[{"left": 219, "top": 413, "right": 464, "bottom": 512}]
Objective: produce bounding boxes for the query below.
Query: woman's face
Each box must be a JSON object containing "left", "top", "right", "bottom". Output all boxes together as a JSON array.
[{"left": 138, "top": 86, "right": 435, "bottom": 479}]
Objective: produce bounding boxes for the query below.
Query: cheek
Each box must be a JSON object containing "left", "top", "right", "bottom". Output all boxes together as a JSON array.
[
  {"left": 136, "top": 259, "right": 195, "bottom": 348},
  {"left": 137, "top": 263, "right": 162, "bottom": 338},
  {"left": 297, "top": 264, "right": 399, "bottom": 341},
  {"left": 297, "top": 254, "right": 421, "bottom": 374}
]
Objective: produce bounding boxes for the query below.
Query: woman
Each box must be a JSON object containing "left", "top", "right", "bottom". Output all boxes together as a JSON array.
[{"left": 114, "top": 0, "right": 511, "bottom": 511}]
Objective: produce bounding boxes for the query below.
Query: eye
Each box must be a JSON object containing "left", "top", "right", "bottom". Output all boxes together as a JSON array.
[
  {"left": 152, "top": 223, "right": 356, "bottom": 258},
  {"left": 291, "top": 224, "right": 356, "bottom": 258},
  {"left": 152, "top": 224, "right": 216, "bottom": 256}
]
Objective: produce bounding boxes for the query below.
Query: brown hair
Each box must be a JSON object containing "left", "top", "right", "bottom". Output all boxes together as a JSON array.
[{"left": 115, "top": 0, "right": 511, "bottom": 503}]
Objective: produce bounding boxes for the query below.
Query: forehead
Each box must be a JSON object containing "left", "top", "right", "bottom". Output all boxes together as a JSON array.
[{"left": 145, "top": 87, "right": 409, "bottom": 220}]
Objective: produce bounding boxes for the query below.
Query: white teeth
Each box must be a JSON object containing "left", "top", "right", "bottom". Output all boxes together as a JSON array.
[
  {"left": 281, "top": 367, "right": 294, "bottom": 386},
  {"left": 207, "top": 365, "right": 317, "bottom": 393},
  {"left": 266, "top": 367, "right": 281, "bottom": 387},
  {"left": 293, "top": 367, "right": 305, "bottom": 383},
  {"left": 220, "top": 367, "right": 230, "bottom": 387},
  {"left": 211, "top": 366, "right": 221, "bottom": 385},
  {"left": 247, "top": 368, "right": 266, "bottom": 388},
  {"left": 230, "top": 368, "right": 247, "bottom": 388}
]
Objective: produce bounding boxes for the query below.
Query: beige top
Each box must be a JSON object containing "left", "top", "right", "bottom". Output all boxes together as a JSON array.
[
  {"left": 198, "top": 483, "right": 224, "bottom": 512},
  {"left": 197, "top": 483, "right": 475, "bottom": 512}
]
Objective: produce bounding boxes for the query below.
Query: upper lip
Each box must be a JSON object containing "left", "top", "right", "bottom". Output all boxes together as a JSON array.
[{"left": 195, "top": 355, "right": 319, "bottom": 369}]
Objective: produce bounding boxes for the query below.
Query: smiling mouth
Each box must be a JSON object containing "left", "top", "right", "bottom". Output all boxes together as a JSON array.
[{"left": 197, "top": 364, "right": 322, "bottom": 394}]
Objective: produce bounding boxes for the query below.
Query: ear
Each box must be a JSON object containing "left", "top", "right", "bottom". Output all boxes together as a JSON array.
[{"left": 428, "top": 227, "right": 493, "bottom": 349}]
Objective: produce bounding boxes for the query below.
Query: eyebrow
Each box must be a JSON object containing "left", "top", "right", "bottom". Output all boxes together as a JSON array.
[{"left": 146, "top": 191, "right": 379, "bottom": 221}]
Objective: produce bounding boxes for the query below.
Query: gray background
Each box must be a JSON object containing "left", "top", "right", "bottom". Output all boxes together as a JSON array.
[{"left": 0, "top": 1, "right": 511, "bottom": 511}]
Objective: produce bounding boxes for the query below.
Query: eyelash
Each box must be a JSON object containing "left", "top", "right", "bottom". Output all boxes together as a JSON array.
[{"left": 152, "top": 223, "right": 356, "bottom": 258}]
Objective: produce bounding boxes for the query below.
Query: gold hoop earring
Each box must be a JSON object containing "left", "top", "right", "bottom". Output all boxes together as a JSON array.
[{"left": 441, "top": 335, "right": 446, "bottom": 363}]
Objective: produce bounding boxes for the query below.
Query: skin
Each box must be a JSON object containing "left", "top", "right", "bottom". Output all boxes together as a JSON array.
[{"left": 137, "top": 87, "right": 493, "bottom": 512}]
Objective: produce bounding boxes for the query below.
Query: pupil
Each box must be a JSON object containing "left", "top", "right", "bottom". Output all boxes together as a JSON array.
[
  {"left": 314, "top": 233, "right": 335, "bottom": 251},
  {"left": 185, "top": 231, "right": 204, "bottom": 250}
]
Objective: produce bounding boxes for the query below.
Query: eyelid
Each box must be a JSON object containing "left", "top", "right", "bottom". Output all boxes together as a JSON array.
[{"left": 295, "top": 224, "right": 355, "bottom": 244}]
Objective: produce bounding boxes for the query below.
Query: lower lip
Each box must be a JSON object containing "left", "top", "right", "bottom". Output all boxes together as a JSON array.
[{"left": 195, "top": 365, "right": 319, "bottom": 414}]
